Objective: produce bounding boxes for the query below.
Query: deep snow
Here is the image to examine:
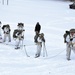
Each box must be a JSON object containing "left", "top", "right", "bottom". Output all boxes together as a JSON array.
[{"left": 0, "top": 0, "right": 75, "bottom": 75}]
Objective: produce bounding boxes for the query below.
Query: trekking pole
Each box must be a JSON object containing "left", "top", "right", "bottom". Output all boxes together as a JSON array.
[
  {"left": 0, "top": 22, "right": 2, "bottom": 43},
  {"left": 0, "top": 21, "right": 2, "bottom": 36},
  {"left": 43, "top": 42, "right": 48, "bottom": 57},
  {"left": 24, "top": 45, "right": 30, "bottom": 57},
  {"left": 43, "top": 43, "right": 45, "bottom": 57},
  {"left": 20, "top": 39, "right": 24, "bottom": 50},
  {"left": 7, "top": 0, "right": 9, "bottom": 5},
  {"left": 2, "top": 0, "right": 4, "bottom": 5}
]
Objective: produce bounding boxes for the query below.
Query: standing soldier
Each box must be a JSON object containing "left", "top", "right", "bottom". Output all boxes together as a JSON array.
[
  {"left": 35, "top": 33, "right": 45, "bottom": 58},
  {"left": 13, "top": 23, "right": 25, "bottom": 49},
  {"left": 64, "top": 29, "right": 75, "bottom": 60}
]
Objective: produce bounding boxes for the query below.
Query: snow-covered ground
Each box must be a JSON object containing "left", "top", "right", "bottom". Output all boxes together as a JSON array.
[{"left": 0, "top": 0, "right": 75, "bottom": 75}]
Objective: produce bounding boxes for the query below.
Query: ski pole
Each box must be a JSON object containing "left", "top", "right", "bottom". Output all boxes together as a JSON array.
[
  {"left": 24, "top": 45, "right": 30, "bottom": 57},
  {"left": 0, "top": 21, "right": 2, "bottom": 36},
  {"left": 20, "top": 40, "right": 24, "bottom": 50},
  {"left": 43, "top": 42, "right": 48, "bottom": 57}
]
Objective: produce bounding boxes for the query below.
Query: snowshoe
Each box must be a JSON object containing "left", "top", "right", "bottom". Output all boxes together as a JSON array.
[
  {"left": 35, "top": 54, "right": 40, "bottom": 58},
  {"left": 15, "top": 47, "right": 20, "bottom": 49},
  {"left": 67, "top": 58, "right": 71, "bottom": 61}
]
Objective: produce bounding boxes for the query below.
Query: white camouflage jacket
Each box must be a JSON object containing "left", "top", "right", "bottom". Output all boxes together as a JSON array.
[{"left": 66, "top": 33, "right": 75, "bottom": 45}]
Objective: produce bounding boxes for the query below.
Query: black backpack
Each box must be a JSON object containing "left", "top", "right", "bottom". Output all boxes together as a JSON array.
[
  {"left": 13, "top": 29, "right": 25, "bottom": 39},
  {"left": 63, "top": 31, "right": 70, "bottom": 43},
  {"left": 13, "top": 29, "right": 18, "bottom": 38}
]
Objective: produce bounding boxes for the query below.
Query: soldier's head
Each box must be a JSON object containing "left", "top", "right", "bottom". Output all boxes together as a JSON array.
[
  {"left": 39, "top": 33, "right": 44, "bottom": 38},
  {"left": 70, "top": 29, "right": 75, "bottom": 36},
  {"left": 17, "top": 23, "right": 24, "bottom": 30}
]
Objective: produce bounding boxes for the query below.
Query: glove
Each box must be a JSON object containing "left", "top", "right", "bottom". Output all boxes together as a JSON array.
[
  {"left": 70, "top": 38, "right": 73, "bottom": 41},
  {"left": 64, "top": 40, "right": 67, "bottom": 43}
]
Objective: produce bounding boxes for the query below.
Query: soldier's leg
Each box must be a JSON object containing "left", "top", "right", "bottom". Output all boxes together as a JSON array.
[
  {"left": 3, "top": 34, "right": 7, "bottom": 42},
  {"left": 72, "top": 47, "right": 75, "bottom": 53},
  {"left": 8, "top": 33, "right": 11, "bottom": 42},
  {"left": 35, "top": 43, "right": 42, "bottom": 57},
  {"left": 15, "top": 39, "right": 20, "bottom": 49},
  {"left": 66, "top": 44, "right": 71, "bottom": 60}
]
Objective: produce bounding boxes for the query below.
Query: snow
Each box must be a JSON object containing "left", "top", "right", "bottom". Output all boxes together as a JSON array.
[{"left": 0, "top": 0, "right": 75, "bottom": 75}]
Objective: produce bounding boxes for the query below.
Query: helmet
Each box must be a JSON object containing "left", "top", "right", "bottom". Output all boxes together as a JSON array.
[
  {"left": 41, "top": 33, "right": 44, "bottom": 37},
  {"left": 70, "top": 29, "right": 75, "bottom": 33}
]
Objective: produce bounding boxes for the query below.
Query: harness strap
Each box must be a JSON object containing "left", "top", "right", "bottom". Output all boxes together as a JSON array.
[{"left": 69, "top": 35, "right": 75, "bottom": 47}]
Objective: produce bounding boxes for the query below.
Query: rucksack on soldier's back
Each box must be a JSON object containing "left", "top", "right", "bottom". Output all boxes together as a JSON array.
[
  {"left": 13, "top": 29, "right": 18, "bottom": 38},
  {"left": 13, "top": 29, "right": 25, "bottom": 39},
  {"left": 63, "top": 29, "right": 75, "bottom": 43},
  {"left": 63, "top": 31, "right": 70, "bottom": 43}
]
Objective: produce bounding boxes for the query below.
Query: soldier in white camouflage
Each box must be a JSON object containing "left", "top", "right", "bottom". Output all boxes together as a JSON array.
[
  {"left": 35, "top": 33, "right": 45, "bottom": 58},
  {"left": 13, "top": 23, "right": 25, "bottom": 49},
  {"left": 65, "top": 29, "right": 75, "bottom": 60}
]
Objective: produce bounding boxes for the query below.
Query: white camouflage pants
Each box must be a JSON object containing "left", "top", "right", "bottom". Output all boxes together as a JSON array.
[
  {"left": 15, "top": 39, "right": 21, "bottom": 49},
  {"left": 35, "top": 42, "right": 42, "bottom": 57},
  {"left": 66, "top": 43, "right": 75, "bottom": 60},
  {"left": 3, "top": 33, "right": 11, "bottom": 42},
  {"left": 15, "top": 38, "right": 24, "bottom": 49}
]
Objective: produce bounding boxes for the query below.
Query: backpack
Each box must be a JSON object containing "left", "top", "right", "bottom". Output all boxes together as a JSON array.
[
  {"left": 64, "top": 29, "right": 75, "bottom": 43},
  {"left": 34, "top": 34, "right": 39, "bottom": 43},
  {"left": 2, "top": 24, "right": 10, "bottom": 30},
  {"left": 34, "top": 33, "right": 45, "bottom": 43},
  {"left": 63, "top": 31, "right": 70, "bottom": 43},
  {"left": 13, "top": 29, "right": 24, "bottom": 38},
  {"left": 13, "top": 29, "right": 18, "bottom": 38},
  {"left": 2, "top": 25, "right": 11, "bottom": 34}
]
